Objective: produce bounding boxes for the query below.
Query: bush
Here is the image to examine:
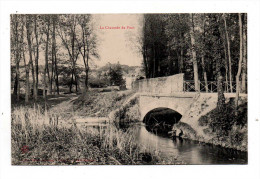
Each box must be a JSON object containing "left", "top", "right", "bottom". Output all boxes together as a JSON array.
[
  {"left": 201, "top": 99, "right": 247, "bottom": 137},
  {"left": 198, "top": 116, "right": 209, "bottom": 126}
]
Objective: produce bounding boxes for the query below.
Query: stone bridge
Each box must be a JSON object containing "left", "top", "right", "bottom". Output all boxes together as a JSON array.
[
  {"left": 139, "top": 92, "right": 196, "bottom": 120},
  {"left": 136, "top": 74, "right": 246, "bottom": 123},
  {"left": 134, "top": 73, "right": 247, "bottom": 143},
  {"left": 137, "top": 74, "right": 196, "bottom": 121}
]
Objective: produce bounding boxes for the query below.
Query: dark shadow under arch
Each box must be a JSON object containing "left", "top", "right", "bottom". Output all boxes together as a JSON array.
[{"left": 143, "top": 108, "right": 182, "bottom": 137}]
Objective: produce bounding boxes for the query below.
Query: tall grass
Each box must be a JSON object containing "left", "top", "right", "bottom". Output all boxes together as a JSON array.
[{"left": 12, "top": 106, "right": 180, "bottom": 165}]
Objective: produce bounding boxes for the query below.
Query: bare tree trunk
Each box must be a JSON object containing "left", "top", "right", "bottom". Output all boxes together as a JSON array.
[
  {"left": 50, "top": 33, "right": 55, "bottom": 95},
  {"left": 25, "top": 68, "right": 30, "bottom": 103},
  {"left": 84, "top": 48, "right": 90, "bottom": 92},
  {"left": 223, "top": 40, "right": 229, "bottom": 92},
  {"left": 241, "top": 14, "right": 247, "bottom": 93},
  {"left": 44, "top": 17, "right": 50, "bottom": 100},
  {"left": 52, "top": 15, "right": 59, "bottom": 95},
  {"left": 19, "top": 19, "right": 28, "bottom": 103},
  {"left": 34, "top": 15, "right": 39, "bottom": 99},
  {"left": 22, "top": 37, "right": 30, "bottom": 103},
  {"left": 82, "top": 58, "right": 89, "bottom": 93},
  {"left": 76, "top": 75, "right": 80, "bottom": 92},
  {"left": 235, "top": 13, "right": 243, "bottom": 109},
  {"left": 13, "top": 15, "right": 20, "bottom": 101},
  {"left": 75, "top": 74, "right": 78, "bottom": 92},
  {"left": 180, "top": 47, "right": 184, "bottom": 73},
  {"left": 213, "top": 14, "right": 226, "bottom": 111},
  {"left": 202, "top": 14, "right": 208, "bottom": 92},
  {"left": 43, "top": 66, "right": 46, "bottom": 99},
  {"left": 223, "top": 14, "right": 233, "bottom": 93},
  {"left": 47, "top": 66, "right": 52, "bottom": 95},
  {"left": 85, "top": 68, "right": 89, "bottom": 91},
  {"left": 70, "top": 24, "right": 76, "bottom": 93},
  {"left": 14, "top": 52, "right": 21, "bottom": 101},
  {"left": 44, "top": 17, "right": 52, "bottom": 96},
  {"left": 189, "top": 13, "right": 200, "bottom": 92},
  {"left": 15, "top": 62, "right": 20, "bottom": 101},
  {"left": 70, "top": 70, "right": 74, "bottom": 93},
  {"left": 220, "top": 16, "right": 229, "bottom": 93},
  {"left": 50, "top": 54, "right": 54, "bottom": 94},
  {"left": 201, "top": 56, "right": 208, "bottom": 92},
  {"left": 26, "top": 15, "right": 36, "bottom": 101}
]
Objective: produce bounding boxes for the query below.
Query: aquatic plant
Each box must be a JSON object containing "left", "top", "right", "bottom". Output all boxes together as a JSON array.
[{"left": 11, "top": 105, "right": 181, "bottom": 165}]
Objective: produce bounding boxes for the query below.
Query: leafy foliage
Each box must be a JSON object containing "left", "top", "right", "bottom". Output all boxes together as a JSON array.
[
  {"left": 108, "top": 63, "right": 126, "bottom": 86},
  {"left": 140, "top": 13, "right": 246, "bottom": 83},
  {"left": 199, "top": 99, "right": 247, "bottom": 136}
]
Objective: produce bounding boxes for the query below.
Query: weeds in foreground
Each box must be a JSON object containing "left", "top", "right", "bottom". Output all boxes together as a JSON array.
[{"left": 12, "top": 106, "right": 181, "bottom": 165}]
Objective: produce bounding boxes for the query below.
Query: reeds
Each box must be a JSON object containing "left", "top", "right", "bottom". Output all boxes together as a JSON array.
[{"left": 11, "top": 105, "right": 179, "bottom": 165}]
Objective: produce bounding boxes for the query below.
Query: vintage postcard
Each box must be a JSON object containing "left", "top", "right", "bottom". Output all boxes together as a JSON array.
[
  {"left": 1, "top": 1, "right": 260, "bottom": 179},
  {"left": 10, "top": 13, "right": 248, "bottom": 165}
]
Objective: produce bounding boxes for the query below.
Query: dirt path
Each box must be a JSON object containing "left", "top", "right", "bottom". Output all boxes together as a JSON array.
[{"left": 49, "top": 94, "right": 78, "bottom": 116}]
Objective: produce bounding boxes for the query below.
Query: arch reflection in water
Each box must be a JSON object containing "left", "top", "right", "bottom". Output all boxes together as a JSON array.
[{"left": 143, "top": 107, "right": 182, "bottom": 137}]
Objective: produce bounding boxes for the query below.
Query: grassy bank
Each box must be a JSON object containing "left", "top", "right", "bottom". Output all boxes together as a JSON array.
[
  {"left": 109, "top": 93, "right": 140, "bottom": 123},
  {"left": 11, "top": 106, "right": 182, "bottom": 165},
  {"left": 175, "top": 98, "right": 247, "bottom": 151},
  {"left": 48, "top": 90, "right": 135, "bottom": 119},
  {"left": 198, "top": 99, "right": 247, "bottom": 151}
]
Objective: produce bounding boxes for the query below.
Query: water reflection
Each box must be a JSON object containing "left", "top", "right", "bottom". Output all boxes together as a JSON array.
[
  {"left": 84, "top": 122, "right": 247, "bottom": 164},
  {"left": 144, "top": 108, "right": 182, "bottom": 137},
  {"left": 132, "top": 124, "right": 247, "bottom": 164}
]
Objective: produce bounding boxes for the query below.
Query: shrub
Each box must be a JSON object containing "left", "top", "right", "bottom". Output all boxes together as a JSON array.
[
  {"left": 198, "top": 115, "right": 209, "bottom": 126},
  {"left": 201, "top": 99, "right": 247, "bottom": 137}
]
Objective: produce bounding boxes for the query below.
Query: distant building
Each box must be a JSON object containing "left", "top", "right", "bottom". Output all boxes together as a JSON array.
[{"left": 125, "top": 76, "right": 134, "bottom": 89}]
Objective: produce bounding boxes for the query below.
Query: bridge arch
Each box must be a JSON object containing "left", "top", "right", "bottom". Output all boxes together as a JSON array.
[
  {"left": 143, "top": 107, "right": 182, "bottom": 124},
  {"left": 143, "top": 107, "right": 182, "bottom": 136},
  {"left": 139, "top": 95, "right": 192, "bottom": 121}
]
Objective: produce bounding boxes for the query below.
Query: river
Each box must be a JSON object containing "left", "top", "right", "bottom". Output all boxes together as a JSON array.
[
  {"left": 130, "top": 123, "right": 247, "bottom": 164},
  {"left": 81, "top": 121, "right": 247, "bottom": 165}
]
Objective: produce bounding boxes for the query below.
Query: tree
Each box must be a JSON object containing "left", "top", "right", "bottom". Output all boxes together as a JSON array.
[
  {"left": 77, "top": 14, "right": 99, "bottom": 93},
  {"left": 11, "top": 15, "right": 22, "bottom": 101},
  {"left": 57, "top": 15, "right": 80, "bottom": 93},
  {"left": 223, "top": 14, "right": 233, "bottom": 93},
  {"left": 141, "top": 14, "right": 168, "bottom": 78},
  {"left": 26, "top": 15, "right": 37, "bottom": 101},
  {"left": 189, "top": 13, "right": 200, "bottom": 91},
  {"left": 241, "top": 14, "right": 247, "bottom": 93},
  {"left": 219, "top": 19, "right": 230, "bottom": 92},
  {"left": 200, "top": 14, "right": 208, "bottom": 92},
  {"left": 235, "top": 13, "right": 244, "bottom": 109},
  {"left": 211, "top": 14, "right": 225, "bottom": 110},
  {"left": 108, "top": 63, "right": 125, "bottom": 86},
  {"left": 43, "top": 15, "right": 51, "bottom": 100},
  {"left": 10, "top": 13, "right": 247, "bottom": 106},
  {"left": 33, "top": 15, "right": 40, "bottom": 99},
  {"left": 164, "top": 14, "right": 189, "bottom": 76},
  {"left": 51, "top": 15, "right": 59, "bottom": 94},
  {"left": 18, "top": 15, "right": 30, "bottom": 103}
]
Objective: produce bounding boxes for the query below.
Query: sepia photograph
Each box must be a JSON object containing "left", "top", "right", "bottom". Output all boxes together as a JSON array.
[{"left": 10, "top": 13, "right": 248, "bottom": 165}]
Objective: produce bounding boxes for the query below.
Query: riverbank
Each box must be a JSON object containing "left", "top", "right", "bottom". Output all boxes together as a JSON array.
[
  {"left": 174, "top": 96, "right": 248, "bottom": 152},
  {"left": 49, "top": 90, "right": 135, "bottom": 118},
  {"left": 11, "top": 91, "right": 183, "bottom": 165}
]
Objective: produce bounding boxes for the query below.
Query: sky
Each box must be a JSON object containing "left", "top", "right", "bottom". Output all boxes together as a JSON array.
[{"left": 92, "top": 14, "right": 143, "bottom": 67}]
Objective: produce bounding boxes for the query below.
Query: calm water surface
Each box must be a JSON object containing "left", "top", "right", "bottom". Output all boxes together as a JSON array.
[
  {"left": 83, "top": 122, "right": 247, "bottom": 165},
  {"left": 131, "top": 124, "right": 247, "bottom": 164}
]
